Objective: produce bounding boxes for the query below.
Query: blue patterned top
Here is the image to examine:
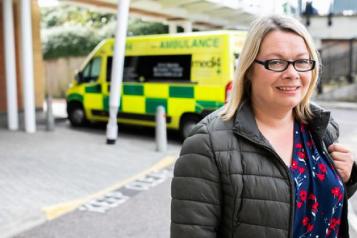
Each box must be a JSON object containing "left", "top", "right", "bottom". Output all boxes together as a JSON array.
[{"left": 290, "top": 122, "right": 344, "bottom": 238}]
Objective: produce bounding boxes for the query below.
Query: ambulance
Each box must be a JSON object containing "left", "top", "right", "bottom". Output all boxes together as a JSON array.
[{"left": 66, "top": 30, "right": 246, "bottom": 139}]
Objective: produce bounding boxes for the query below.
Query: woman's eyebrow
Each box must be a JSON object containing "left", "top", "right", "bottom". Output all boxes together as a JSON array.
[{"left": 259, "top": 52, "right": 310, "bottom": 58}]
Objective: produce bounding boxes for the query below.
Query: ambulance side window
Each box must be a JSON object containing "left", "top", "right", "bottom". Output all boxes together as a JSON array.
[
  {"left": 106, "top": 56, "right": 137, "bottom": 83},
  {"left": 106, "top": 55, "right": 191, "bottom": 83},
  {"left": 82, "top": 57, "right": 101, "bottom": 83}
]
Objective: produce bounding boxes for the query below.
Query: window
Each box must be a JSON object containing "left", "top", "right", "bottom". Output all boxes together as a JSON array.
[
  {"left": 106, "top": 55, "right": 192, "bottom": 83},
  {"left": 81, "top": 57, "right": 102, "bottom": 83}
]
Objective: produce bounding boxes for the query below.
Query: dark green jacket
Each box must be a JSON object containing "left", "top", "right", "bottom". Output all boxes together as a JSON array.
[{"left": 171, "top": 101, "right": 357, "bottom": 238}]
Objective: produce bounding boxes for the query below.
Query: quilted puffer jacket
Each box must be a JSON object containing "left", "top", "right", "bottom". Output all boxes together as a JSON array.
[{"left": 171, "top": 101, "right": 357, "bottom": 238}]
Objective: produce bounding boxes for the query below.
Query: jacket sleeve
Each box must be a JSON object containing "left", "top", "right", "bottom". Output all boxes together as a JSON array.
[
  {"left": 171, "top": 124, "right": 221, "bottom": 238},
  {"left": 345, "top": 162, "right": 357, "bottom": 198},
  {"left": 324, "top": 116, "right": 357, "bottom": 198},
  {"left": 322, "top": 116, "right": 339, "bottom": 148}
]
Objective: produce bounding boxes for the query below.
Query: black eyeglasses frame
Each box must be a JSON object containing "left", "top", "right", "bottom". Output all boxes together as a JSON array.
[{"left": 254, "top": 59, "right": 316, "bottom": 72}]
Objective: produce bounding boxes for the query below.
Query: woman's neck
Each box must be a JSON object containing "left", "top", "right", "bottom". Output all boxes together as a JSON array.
[{"left": 253, "top": 103, "right": 294, "bottom": 128}]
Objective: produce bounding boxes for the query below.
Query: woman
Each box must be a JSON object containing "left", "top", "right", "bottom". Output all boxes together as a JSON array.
[{"left": 171, "top": 15, "right": 357, "bottom": 238}]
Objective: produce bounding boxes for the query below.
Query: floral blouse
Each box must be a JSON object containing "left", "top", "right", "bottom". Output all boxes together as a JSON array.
[{"left": 290, "top": 122, "right": 344, "bottom": 238}]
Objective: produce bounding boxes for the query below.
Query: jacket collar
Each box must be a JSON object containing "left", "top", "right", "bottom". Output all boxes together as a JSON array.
[
  {"left": 308, "top": 103, "right": 331, "bottom": 140},
  {"left": 232, "top": 100, "right": 331, "bottom": 143},
  {"left": 232, "top": 100, "right": 270, "bottom": 147}
]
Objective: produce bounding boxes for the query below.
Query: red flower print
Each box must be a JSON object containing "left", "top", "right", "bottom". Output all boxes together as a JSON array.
[
  {"left": 297, "top": 201, "right": 303, "bottom": 208},
  {"left": 338, "top": 193, "right": 343, "bottom": 202},
  {"left": 297, "top": 151, "right": 306, "bottom": 159},
  {"left": 302, "top": 216, "right": 309, "bottom": 226},
  {"left": 306, "top": 140, "right": 313, "bottom": 147},
  {"left": 308, "top": 194, "right": 316, "bottom": 200},
  {"left": 291, "top": 160, "right": 298, "bottom": 169},
  {"left": 296, "top": 143, "right": 303, "bottom": 149},
  {"left": 329, "top": 218, "right": 341, "bottom": 229},
  {"left": 300, "top": 190, "right": 307, "bottom": 202},
  {"left": 316, "top": 173, "right": 325, "bottom": 181},
  {"left": 307, "top": 224, "right": 314, "bottom": 232},
  {"left": 298, "top": 167, "right": 305, "bottom": 174},
  {"left": 312, "top": 201, "right": 319, "bottom": 212},
  {"left": 331, "top": 187, "right": 341, "bottom": 197},
  {"left": 318, "top": 163, "right": 327, "bottom": 173}
]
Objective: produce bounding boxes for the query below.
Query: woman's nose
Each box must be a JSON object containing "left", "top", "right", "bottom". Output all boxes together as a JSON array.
[{"left": 283, "top": 63, "right": 300, "bottom": 79}]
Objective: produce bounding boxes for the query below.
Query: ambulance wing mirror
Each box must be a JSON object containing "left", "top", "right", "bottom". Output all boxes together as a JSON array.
[{"left": 75, "top": 70, "right": 84, "bottom": 84}]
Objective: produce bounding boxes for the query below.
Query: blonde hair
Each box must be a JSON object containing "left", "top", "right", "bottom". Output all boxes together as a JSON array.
[{"left": 221, "top": 14, "right": 320, "bottom": 123}]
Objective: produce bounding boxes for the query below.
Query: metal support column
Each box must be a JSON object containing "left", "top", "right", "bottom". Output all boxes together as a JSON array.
[
  {"left": 106, "top": 0, "right": 131, "bottom": 144},
  {"left": 169, "top": 22, "right": 177, "bottom": 34},
  {"left": 20, "top": 0, "right": 36, "bottom": 133},
  {"left": 2, "top": 0, "right": 19, "bottom": 130},
  {"left": 183, "top": 21, "right": 192, "bottom": 32}
]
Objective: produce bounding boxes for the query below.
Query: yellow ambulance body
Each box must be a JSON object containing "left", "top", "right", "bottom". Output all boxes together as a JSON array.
[{"left": 66, "top": 30, "right": 246, "bottom": 138}]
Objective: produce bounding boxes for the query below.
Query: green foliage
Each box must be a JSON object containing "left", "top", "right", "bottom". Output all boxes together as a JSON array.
[
  {"left": 41, "top": 4, "right": 116, "bottom": 29},
  {"left": 127, "top": 18, "right": 168, "bottom": 36},
  {"left": 42, "top": 25, "right": 100, "bottom": 59},
  {"left": 41, "top": 4, "right": 169, "bottom": 59}
]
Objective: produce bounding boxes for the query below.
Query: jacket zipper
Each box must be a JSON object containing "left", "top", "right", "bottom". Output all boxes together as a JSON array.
[{"left": 236, "top": 134, "right": 295, "bottom": 238}]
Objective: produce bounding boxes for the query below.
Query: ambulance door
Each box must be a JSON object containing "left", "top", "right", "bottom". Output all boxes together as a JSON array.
[{"left": 80, "top": 57, "right": 104, "bottom": 120}]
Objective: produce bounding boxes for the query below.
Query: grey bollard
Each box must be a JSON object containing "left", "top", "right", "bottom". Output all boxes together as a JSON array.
[
  {"left": 156, "top": 106, "right": 167, "bottom": 152},
  {"left": 46, "top": 95, "right": 55, "bottom": 131}
]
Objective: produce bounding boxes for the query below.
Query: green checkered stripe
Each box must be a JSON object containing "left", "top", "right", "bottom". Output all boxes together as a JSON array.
[
  {"left": 81, "top": 84, "right": 224, "bottom": 114},
  {"left": 122, "top": 84, "right": 223, "bottom": 113}
]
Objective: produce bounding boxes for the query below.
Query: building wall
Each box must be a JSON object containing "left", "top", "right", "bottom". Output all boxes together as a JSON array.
[
  {"left": 44, "top": 57, "right": 86, "bottom": 98},
  {"left": 304, "top": 15, "right": 357, "bottom": 40},
  {"left": 31, "top": 0, "right": 45, "bottom": 109},
  {"left": 0, "top": 0, "right": 44, "bottom": 113}
]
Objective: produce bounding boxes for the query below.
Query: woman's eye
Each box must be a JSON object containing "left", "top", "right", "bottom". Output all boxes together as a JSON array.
[
  {"left": 297, "top": 59, "right": 308, "bottom": 64},
  {"left": 270, "top": 60, "right": 284, "bottom": 65}
]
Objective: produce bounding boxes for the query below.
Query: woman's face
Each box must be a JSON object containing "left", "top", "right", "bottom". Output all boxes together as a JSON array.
[{"left": 250, "top": 30, "right": 313, "bottom": 112}]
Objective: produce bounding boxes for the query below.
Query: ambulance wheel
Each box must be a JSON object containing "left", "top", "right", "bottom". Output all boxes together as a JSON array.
[
  {"left": 68, "top": 103, "right": 86, "bottom": 127},
  {"left": 180, "top": 115, "right": 201, "bottom": 140}
]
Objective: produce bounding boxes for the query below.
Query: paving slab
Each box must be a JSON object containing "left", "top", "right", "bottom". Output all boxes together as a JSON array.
[{"left": 0, "top": 119, "right": 180, "bottom": 238}]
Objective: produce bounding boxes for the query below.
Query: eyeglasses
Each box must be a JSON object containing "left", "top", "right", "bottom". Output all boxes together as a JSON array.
[{"left": 254, "top": 59, "right": 316, "bottom": 72}]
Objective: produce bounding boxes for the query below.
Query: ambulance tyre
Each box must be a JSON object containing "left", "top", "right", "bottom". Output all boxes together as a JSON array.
[
  {"left": 180, "top": 115, "right": 201, "bottom": 140},
  {"left": 68, "top": 102, "right": 87, "bottom": 127}
]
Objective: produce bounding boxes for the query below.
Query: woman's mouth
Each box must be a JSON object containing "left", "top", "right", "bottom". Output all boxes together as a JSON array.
[{"left": 276, "top": 86, "right": 300, "bottom": 92}]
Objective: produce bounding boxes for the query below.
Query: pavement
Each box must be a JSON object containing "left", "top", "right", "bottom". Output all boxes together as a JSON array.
[
  {"left": 1, "top": 99, "right": 357, "bottom": 238},
  {"left": 0, "top": 99, "right": 181, "bottom": 238}
]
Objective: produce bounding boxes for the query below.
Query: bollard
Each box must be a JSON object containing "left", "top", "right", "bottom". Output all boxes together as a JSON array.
[
  {"left": 45, "top": 95, "right": 55, "bottom": 131},
  {"left": 156, "top": 105, "right": 167, "bottom": 152}
]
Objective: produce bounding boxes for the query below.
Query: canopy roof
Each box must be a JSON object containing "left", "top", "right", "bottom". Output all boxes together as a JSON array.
[{"left": 64, "top": 0, "right": 261, "bottom": 29}]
